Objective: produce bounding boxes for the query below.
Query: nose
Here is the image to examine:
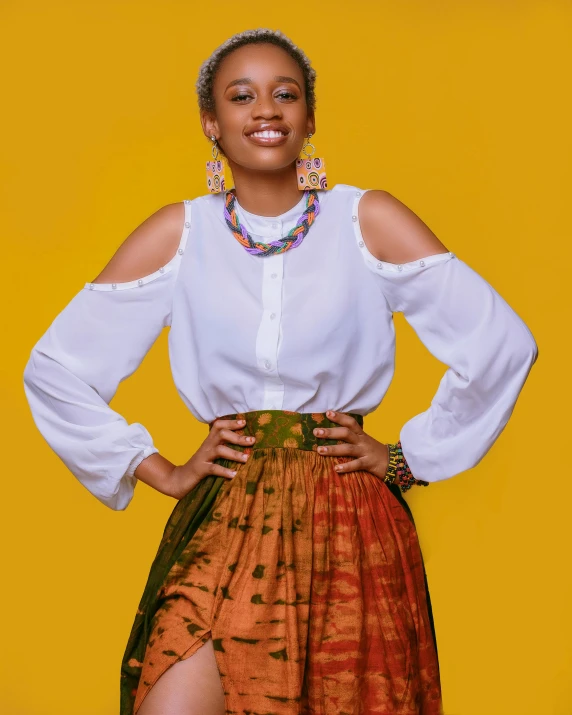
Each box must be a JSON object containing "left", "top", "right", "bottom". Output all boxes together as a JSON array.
[{"left": 251, "top": 92, "right": 282, "bottom": 119}]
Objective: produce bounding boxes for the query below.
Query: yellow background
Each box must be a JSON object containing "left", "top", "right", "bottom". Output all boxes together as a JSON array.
[{"left": 1, "top": 2, "right": 570, "bottom": 713}]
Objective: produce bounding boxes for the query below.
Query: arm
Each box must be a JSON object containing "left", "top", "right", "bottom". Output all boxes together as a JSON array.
[
  {"left": 358, "top": 190, "right": 538, "bottom": 483},
  {"left": 23, "top": 201, "right": 189, "bottom": 509}
]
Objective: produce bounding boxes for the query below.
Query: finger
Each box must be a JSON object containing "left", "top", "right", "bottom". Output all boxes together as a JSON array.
[
  {"left": 206, "top": 462, "right": 240, "bottom": 480},
  {"left": 207, "top": 419, "right": 249, "bottom": 448},
  {"left": 312, "top": 425, "right": 355, "bottom": 442},
  {"left": 218, "top": 427, "right": 256, "bottom": 447},
  {"left": 316, "top": 443, "right": 359, "bottom": 457},
  {"left": 325, "top": 411, "right": 363, "bottom": 431},
  {"left": 213, "top": 444, "right": 251, "bottom": 464},
  {"left": 211, "top": 418, "right": 247, "bottom": 433},
  {"left": 333, "top": 456, "right": 368, "bottom": 473}
]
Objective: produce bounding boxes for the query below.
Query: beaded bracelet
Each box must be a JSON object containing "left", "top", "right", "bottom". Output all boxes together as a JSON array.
[{"left": 383, "top": 441, "right": 430, "bottom": 493}]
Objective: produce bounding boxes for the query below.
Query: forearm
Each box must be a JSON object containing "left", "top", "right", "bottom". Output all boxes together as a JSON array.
[{"left": 133, "top": 452, "right": 177, "bottom": 497}]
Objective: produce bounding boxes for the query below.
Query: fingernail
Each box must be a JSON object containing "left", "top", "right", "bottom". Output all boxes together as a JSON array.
[
  {"left": 334, "top": 465, "right": 341, "bottom": 471},
  {"left": 230, "top": 471, "right": 237, "bottom": 476},
  {"left": 238, "top": 419, "right": 245, "bottom": 425},
  {"left": 242, "top": 454, "right": 248, "bottom": 460},
  {"left": 327, "top": 411, "right": 335, "bottom": 417},
  {"left": 314, "top": 428, "right": 324, "bottom": 435},
  {"left": 318, "top": 446, "right": 327, "bottom": 453}
]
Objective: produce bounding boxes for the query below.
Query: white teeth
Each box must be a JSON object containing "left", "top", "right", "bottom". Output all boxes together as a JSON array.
[{"left": 251, "top": 130, "right": 285, "bottom": 138}]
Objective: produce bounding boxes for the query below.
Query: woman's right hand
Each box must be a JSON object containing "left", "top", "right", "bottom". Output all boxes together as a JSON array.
[{"left": 167, "top": 418, "right": 256, "bottom": 500}]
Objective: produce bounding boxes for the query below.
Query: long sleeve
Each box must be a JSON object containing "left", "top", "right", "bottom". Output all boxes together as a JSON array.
[
  {"left": 376, "top": 251, "right": 538, "bottom": 483},
  {"left": 23, "top": 233, "right": 186, "bottom": 510}
]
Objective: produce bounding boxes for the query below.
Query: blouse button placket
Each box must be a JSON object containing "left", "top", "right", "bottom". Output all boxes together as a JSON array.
[{"left": 255, "top": 226, "right": 285, "bottom": 411}]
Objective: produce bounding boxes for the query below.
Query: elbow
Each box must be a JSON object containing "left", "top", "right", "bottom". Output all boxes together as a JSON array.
[
  {"left": 504, "top": 326, "right": 539, "bottom": 388},
  {"left": 529, "top": 335, "right": 539, "bottom": 366},
  {"left": 23, "top": 351, "right": 33, "bottom": 378},
  {"left": 519, "top": 327, "right": 539, "bottom": 369},
  {"left": 506, "top": 317, "right": 538, "bottom": 371},
  {"left": 23, "top": 348, "right": 48, "bottom": 403},
  {"left": 23, "top": 351, "right": 38, "bottom": 394}
]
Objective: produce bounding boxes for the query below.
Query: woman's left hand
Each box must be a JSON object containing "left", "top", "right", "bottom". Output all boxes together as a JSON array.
[{"left": 313, "top": 410, "right": 390, "bottom": 480}]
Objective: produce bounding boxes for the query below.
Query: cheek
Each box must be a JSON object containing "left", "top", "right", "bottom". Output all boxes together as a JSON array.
[
  {"left": 217, "top": 113, "right": 244, "bottom": 137},
  {"left": 215, "top": 120, "right": 246, "bottom": 158},
  {"left": 281, "top": 101, "right": 308, "bottom": 124}
]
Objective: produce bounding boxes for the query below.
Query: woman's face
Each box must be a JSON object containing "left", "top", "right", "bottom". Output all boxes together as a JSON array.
[{"left": 202, "top": 43, "right": 315, "bottom": 173}]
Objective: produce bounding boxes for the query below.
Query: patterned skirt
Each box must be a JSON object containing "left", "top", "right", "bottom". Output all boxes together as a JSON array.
[{"left": 120, "top": 410, "right": 443, "bottom": 714}]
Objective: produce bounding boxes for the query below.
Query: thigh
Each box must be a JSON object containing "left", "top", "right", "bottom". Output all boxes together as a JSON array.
[{"left": 137, "top": 637, "right": 225, "bottom": 715}]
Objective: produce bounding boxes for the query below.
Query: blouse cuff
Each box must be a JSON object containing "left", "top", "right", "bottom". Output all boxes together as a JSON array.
[{"left": 126, "top": 444, "right": 159, "bottom": 478}]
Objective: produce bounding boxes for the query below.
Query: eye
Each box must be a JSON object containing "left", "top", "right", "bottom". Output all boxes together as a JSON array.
[
  {"left": 231, "top": 93, "right": 253, "bottom": 102},
  {"left": 276, "top": 91, "right": 297, "bottom": 100}
]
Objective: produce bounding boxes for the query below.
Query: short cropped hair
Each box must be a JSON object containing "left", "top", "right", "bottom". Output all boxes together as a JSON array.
[{"left": 195, "top": 28, "right": 317, "bottom": 115}]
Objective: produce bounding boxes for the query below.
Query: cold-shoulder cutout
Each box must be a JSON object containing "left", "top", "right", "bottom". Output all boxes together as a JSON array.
[
  {"left": 85, "top": 200, "right": 192, "bottom": 291},
  {"left": 352, "top": 188, "right": 452, "bottom": 274}
]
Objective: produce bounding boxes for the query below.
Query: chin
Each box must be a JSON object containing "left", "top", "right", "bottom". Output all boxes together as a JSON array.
[{"left": 243, "top": 151, "right": 299, "bottom": 171}]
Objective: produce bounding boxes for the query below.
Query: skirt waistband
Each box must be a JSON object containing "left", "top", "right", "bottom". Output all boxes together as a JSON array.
[{"left": 209, "top": 410, "right": 365, "bottom": 452}]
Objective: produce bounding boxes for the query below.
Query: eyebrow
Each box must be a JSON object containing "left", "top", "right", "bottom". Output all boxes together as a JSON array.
[{"left": 225, "top": 75, "right": 302, "bottom": 91}]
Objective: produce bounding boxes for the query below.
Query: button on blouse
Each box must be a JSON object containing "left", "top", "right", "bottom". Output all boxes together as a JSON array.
[{"left": 23, "top": 184, "right": 538, "bottom": 510}]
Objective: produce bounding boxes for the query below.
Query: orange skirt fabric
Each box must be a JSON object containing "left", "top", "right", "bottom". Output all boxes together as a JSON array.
[{"left": 121, "top": 410, "right": 443, "bottom": 714}]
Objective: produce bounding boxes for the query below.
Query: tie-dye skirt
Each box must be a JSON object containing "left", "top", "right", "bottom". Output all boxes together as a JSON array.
[{"left": 120, "top": 410, "right": 443, "bottom": 714}]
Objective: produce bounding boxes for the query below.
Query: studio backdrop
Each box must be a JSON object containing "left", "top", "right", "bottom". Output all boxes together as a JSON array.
[{"left": 1, "top": 2, "right": 569, "bottom": 714}]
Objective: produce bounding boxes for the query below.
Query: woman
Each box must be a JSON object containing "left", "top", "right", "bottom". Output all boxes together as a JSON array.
[{"left": 23, "top": 28, "right": 538, "bottom": 715}]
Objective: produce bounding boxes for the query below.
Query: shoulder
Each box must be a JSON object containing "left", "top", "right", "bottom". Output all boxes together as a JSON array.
[
  {"left": 357, "top": 189, "right": 449, "bottom": 264},
  {"left": 90, "top": 202, "right": 186, "bottom": 284}
]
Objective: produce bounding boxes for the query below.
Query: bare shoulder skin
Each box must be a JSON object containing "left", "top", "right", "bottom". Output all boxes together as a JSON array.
[
  {"left": 358, "top": 189, "right": 449, "bottom": 264},
  {"left": 90, "top": 202, "right": 185, "bottom": 284}
]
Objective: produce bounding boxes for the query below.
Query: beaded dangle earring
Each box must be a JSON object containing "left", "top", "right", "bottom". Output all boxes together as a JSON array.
[
  {"left": 206, "top": 135, "right": 227, "bottom": 193},
  {"left": 296, "top": 133, "right": 327, "bottom": 190}
]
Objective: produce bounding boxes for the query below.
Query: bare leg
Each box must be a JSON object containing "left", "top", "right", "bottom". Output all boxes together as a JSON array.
[{"left": 137, "top": 637, "right": 225, "bottom": 715}]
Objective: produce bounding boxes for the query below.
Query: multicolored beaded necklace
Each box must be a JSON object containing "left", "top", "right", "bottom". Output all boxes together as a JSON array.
[{"left": 223, "top": 188, "right": 320, "bottom": 257}]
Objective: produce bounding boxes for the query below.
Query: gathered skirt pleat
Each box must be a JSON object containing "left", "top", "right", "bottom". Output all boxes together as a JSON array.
[{"left": 120, "top": 410, "right": 443, "bottom": 715}]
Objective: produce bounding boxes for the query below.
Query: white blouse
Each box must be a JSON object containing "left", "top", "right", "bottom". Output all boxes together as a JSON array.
[{"left": 23, "top": 183, "right": 538, "bottom": 510}]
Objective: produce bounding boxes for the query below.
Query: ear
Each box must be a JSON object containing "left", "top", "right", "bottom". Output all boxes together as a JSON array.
[
  {"left": 306, "top": 110, "right": 316, "bottom": 137},
  {"left": 200, "top": 110, "right": 220, "bottom": 141}
]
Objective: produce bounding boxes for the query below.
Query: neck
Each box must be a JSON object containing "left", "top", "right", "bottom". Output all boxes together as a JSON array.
[{"left": 226, "top": 161, "right": 305, "bottom": 216}]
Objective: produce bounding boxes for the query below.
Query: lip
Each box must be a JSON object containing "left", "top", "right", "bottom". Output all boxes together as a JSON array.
[{"left": 245, "top": 123, "right": 290, "bottom": 147}]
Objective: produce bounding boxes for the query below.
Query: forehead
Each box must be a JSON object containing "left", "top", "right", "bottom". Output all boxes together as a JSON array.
[{"left": 214, "top": 43, "right": 304, "bottom": 88}]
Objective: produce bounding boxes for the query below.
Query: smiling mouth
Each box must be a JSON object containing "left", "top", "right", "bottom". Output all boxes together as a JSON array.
[
  {"left": 249, "top": 130, "right": 288, "bottom": 138},
  {"left": 246, "top": 129, "right": 290, "bottom": 146}
]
